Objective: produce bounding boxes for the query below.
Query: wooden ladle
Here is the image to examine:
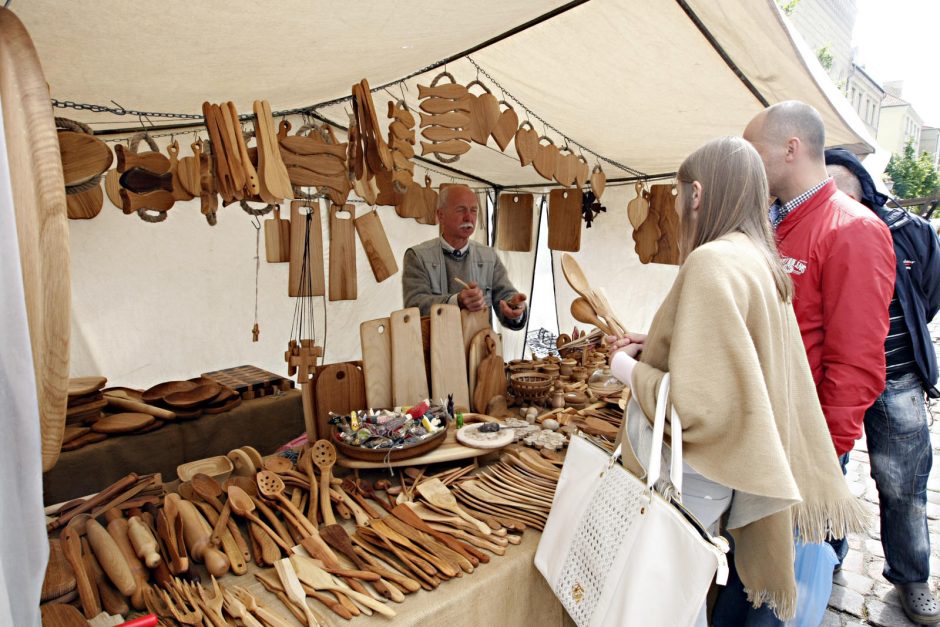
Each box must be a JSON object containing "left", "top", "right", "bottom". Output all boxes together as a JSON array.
[
  {"left": 226, "top": 486, "right": 292, "bottom": 552},
  {"left": 570, "top": 296, "right": 613, "bottom": 335},
  {"left": 311, "top": 440, "right": 337, "bottom": 525},
  {"left": 415, "top": 478, "right": 491, "bottom": 535}
]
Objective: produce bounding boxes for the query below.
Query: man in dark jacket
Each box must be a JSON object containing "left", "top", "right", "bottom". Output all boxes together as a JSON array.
[{"left": 826, "top": 147, "right": 940, "bottom": 624}]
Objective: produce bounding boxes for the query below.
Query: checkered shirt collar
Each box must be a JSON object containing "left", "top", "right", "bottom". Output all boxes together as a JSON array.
[{"left": 771, "top": 178, "right": 831, "bottom": 228}]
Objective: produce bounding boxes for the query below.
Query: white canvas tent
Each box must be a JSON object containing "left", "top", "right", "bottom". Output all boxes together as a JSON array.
[{"left": 1, "top": 2, "right": 876, "bottom": 619}]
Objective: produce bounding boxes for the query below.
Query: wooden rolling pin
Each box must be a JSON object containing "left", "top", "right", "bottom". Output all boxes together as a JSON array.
[
  {"left": 127, "top": 516, "right": 161, "bottom": 567},
  {"left": 105, "top": 516, "right": 147, "bottom": 610},
  {"left": 172, "top": 495, "right": 230, "bottom": 577},
  {"left": 103, "top": 393, "right": 176, "bottom": 420},
  {"left": 85, "top": 518, "right": 137, "bottom": 597}
]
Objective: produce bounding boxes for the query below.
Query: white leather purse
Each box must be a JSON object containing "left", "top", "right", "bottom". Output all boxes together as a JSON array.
[{"left": 535, "top": 374, "right": 729, "bottom": 627}]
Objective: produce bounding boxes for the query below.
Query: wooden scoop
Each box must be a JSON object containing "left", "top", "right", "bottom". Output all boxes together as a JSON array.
[
  {"left": 416, "top": 478, "right": 490, "bottom": 535},
  {"left": 290, "top": 554, "right": 397, "bottom": 618},
  {"left": 570, "top": 296, "right": 613, "bottom": 335},
  {"left": 311, "top": 440, "right": 337, "bottom": 525}
]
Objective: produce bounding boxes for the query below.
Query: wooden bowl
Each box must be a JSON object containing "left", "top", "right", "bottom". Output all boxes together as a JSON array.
[
  {"left": 163, "top": 383, "right": 223, "bottom": 409},
  {"left": 142, "top": 380, "right": 196, "bottom": 403},
  {"left": 332, "top": 426, "right": 447, "bottom": 462},
  {"left": 177, "top": 455, "right": 233, "bottom": 483}
]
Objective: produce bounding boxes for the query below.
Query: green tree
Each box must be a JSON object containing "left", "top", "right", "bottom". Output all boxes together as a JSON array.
[
  {"left": 885, "top": 139, "right": 940, "bottom": 204},
  {"left": 776, "top": 0, "right": 801, "bottom": 16},
  {"left": 816, "top": 45, "right": 834, "bottom": 71}
]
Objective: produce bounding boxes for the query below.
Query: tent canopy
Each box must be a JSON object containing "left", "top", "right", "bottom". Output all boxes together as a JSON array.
[{"left": 17, "top": 0, "right": 875, "bottom": 185}]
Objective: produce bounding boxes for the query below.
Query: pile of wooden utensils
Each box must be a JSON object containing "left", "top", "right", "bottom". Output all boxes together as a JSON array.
[{"left": 43, "top": 436, "right": 560, "bottom": 624}]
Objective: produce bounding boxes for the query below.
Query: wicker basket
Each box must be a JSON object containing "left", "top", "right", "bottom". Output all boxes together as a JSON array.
[{"left": 509, "top": 371, "right": 554, "bottom": 402}]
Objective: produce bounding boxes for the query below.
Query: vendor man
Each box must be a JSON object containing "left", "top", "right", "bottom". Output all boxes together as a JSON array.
[{"left": 402, "top": 184, "right": 528, "bottom": 329}]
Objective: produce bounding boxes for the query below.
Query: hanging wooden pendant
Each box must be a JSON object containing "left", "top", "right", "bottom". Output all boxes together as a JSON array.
[
  {"left": 514, "top": 121, "right": 539, "bottom": 167},
  {"left": 491, "top": 101, "right": 519, "bottom": 152},
  {"left": 533, "top": 136, "right": 559, "bottom": 181},
  {"left": 590, "top": 165, "right": 607, "bottom": 200}
]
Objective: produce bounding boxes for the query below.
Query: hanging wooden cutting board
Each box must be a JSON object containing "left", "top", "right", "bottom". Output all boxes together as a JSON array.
[
  {"left": 495, "top": 193, "right": 534, "bottom": 252},
  {"left": 548, "top": 188, "right": 582, "bottom": 252},
  {"left": 397, "top": 179, "right": 427, "bottom": 219},
  {"left": 66, "top": 184, "right": 103, "bottom": 220},
  {"left": 429, "top": 304, "right": 470, "bottom": 411},
  {"left": 649, "top": 184, "right": 680, "bottom": 265},
  {"left": 533, "top": 138, "right": 559, "bottom": 181},
  {"left": 467, "top": 328, "right": 502, "bottom": 407},
  {"left": 314, "top": 362, "right": 365, "bottom": 443},
  {"left": 633, "top": 191, "right": 661, "bottom": 264},
  {"left": 461, "top": 309, "right": 491, "bottom": 356},
  {"left": 329, "top": 204, "right": 357, "bottom": 301},
  {"left": 390, "top": 308, "right": 429, "bottom": 407},
  {"left": 289, "top": 200, "right": 325, "bottom": 297},
  {"left": 354, "top": 209, "right": 398, "bottom": 283},
  {"left": 553, "top": 150, "right": 578, "bottom": 187},
  {"left": 58, "top": 131, "right": 112, "bottom": 186},
  {"left": 491, "top": 102, "right": 519, "bottom": 152},
  {"left": 514, "top": 123, "right": 539, "bottom": 167},
  {"left": 626, "top": 182, "right": 650, "bottom": 229},
  {"left": 360, "top": 318, "right": 392, "bottom": 409},
  {"left": 468, "top": 91, "right": 500, "bottom": 146},
  {"left": 264, "top": 206, "right": 290, "bottom": 263},
  {"left": 418, "top": 111, "right": 470, "bottom": 130},
  {"left": 472, "top": 334, "right": 506, "bottom": 413}
]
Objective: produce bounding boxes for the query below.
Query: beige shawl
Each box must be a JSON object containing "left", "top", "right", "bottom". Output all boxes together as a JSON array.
[{"left": 622, "top": 232, "right": 866, "bottom": 619}]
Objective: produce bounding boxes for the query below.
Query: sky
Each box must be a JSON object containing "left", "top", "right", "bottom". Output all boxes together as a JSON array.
[{"left": 852, "top": 0, "right": 940, "bottom": 127}]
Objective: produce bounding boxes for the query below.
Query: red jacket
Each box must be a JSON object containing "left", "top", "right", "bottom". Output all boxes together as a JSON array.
[{"left": 776, "top": 180, "right": 895, "bottom": 455}]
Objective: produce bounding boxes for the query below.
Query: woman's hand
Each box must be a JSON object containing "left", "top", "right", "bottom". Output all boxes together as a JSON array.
[{"left": 605, "top": 332, "right": 647, "bottom": 360}]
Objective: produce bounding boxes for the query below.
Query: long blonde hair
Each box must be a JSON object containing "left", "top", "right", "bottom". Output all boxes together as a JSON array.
[{"left": 676, "top": 136, "right": 793, "bottom": 302}]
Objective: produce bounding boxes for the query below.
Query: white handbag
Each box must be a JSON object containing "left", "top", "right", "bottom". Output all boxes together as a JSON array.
[{"left": 535, "top": 374, "right": 729, "bottom": 627}]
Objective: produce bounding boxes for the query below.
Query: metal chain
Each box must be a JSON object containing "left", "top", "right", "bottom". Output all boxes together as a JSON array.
[
  {"left": 51, "top": 99, "right": 324, "bottom": 123},
  {"left": 465, "top": 57, "right": 645, "bottom": 177}
]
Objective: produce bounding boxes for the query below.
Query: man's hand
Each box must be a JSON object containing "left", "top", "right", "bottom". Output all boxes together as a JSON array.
[
  {"left": 499, "top": 293, "right": 527, "bottom": 320},
  {"left": 458, "top": 282, "right": 486, "bottom": 312}
]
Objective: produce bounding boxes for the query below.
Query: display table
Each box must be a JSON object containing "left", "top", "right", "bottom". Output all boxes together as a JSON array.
[{"left": 42, "top": 390, "right": 304, "bottom": 505}]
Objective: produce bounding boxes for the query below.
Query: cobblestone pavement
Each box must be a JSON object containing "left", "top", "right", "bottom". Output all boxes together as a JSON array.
[{"left": 824, "top": 319, "right": 940, "bottom": 626}]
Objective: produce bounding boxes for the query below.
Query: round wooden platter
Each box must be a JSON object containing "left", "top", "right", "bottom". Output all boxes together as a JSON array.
[
  {"left": 335, "top": 423, "right": 494, "bottom": 469},
  {"left": 2, "top": 10, "right": 71, "bottom": 471},
  {"left": 90, "top": 412, "right": 154, "bottom": 434},
  {"left": 203, "top": 396, "right": 242, "bottom": 415},
  {"left": 455, "top": 423, "right": 514, "bottom": 449},
  {"left": 101, "top": 386, "right": 144, "bottom": 401},
  {"left": 163, "top": 382, "right": 222, "bottom": 408},
  {"left": 141, "top": 380, "right": 197, "bottom": 403},
  {"left": 67, "top": 376, "right": 106, "bottom": 398},
  {"left": 333, "top": 425, "right": 447, "bottom": 463},
  {"left": 41, "top": 538, "right": 76, "bottom": 602}
]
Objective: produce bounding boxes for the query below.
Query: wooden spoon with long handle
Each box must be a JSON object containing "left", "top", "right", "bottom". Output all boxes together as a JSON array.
[
  {"left": 416, "top": 478, "right": 491, "bottom": 535},
  {"left": 60, "top": 526, "right": 100, "bottom": 618},
  {"left": 312, "top": 440, "right": 337, "bottom": 525}
]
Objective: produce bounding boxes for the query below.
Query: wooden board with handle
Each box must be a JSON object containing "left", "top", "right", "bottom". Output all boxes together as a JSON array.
[
  {"left": 461, "top": 309, "right": 491, "bottom": 356},
  {"left": 473, "top": 334, "right": 507, "bottom": 413},
  {"left": 354, "top": 208, "right": 398, "bottom": 283},
  {"left": 649, "top": 183, "right": 680, "bottom": 265},
  {"left": 288, "top": 200, "right": 325, "bottom": 297},
  {"left": 329, "top": 203, "right": 357, "bottom": 301},
  {"left": 626, "top": 181, "right": 650, "bottom": 229},
  {"left": 467, "top": 328, "right": 501, "bottom": 408},
  {"left": 360, "top": 318, "right": 392, "bottom": 409},
  {"left": 547, "top": 188, "right": 582, "bottom": 252},
  {"left": 314, "top": 362, "right": 366, "bottom": 443},
  {"left": 390, "top": 308, "right": 428, "bottom": 407},
  {"left": 429, "top": 304, "right": 470, "bottom": 411},
  {"left": 633, "top": 191, "right": 661, "bottom": 264},
  {"left": 495, "top": 192, "right": 534, "bottom": 252},
  {"left": 264, "top": 206, "right": 290, "bottom": 263}
]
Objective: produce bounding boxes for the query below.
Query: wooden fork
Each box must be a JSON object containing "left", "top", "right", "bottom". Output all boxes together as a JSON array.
[
  {"left": 197, "top": 576, "right": 227, "bottom": 626},
  {"left": 161, "top": 587, "right": 203, "bottom": 626},
  {"left": 232, "top": 585, "right": 296, "bottom": 627}
]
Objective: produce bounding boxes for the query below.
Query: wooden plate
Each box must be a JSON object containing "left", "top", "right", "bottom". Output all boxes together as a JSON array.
[
  {"left": 2, "top": 10, "right": 71, "bottom": 471},
  {"left": 61, "top": 426, "right": 89, "bottom": 444},
  {"left": 163, "top": 382, "right": 222, "bottom": 408},
  {"left": 172, "top": 408, "right": 203, "bottom": 420},
  {"left": 68, "top": 376, "right": 107, "bottom": 397},
  {"left": 141, "top": 380, "right": 197, "bottom": 403},
  {"left": 40, "top": 603, "right": 86, "bottom": 626},
  {"left": 65, "top": 397, "right": 106, "bottom": 417},
  {"left": 332, "top": 425, "right": 447, "bottom": 462},
  {"left": 100, "top": 387, "right": 144, "bottom": 402},
  {"left": 41, "top": 539, "right": 76, "bottom": 602},
  {"left": 456, "top": 424, "right": 514, "bottom": 449},
  {"left": 60, "top": 431, "right": 107, "bottom": 451},
  {"left": 90, "top": 412, "right": 154, "bottom": 434},
  {"left": 203, "top": 396, "right": 242, "bottom": 415}
]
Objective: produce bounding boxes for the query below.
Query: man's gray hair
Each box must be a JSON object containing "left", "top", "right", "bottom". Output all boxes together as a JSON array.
[
  {"left": 437, "top": 184, "right": 473, "bottom": 211},
  {"left": 764, "top": 100, "right": 826, "bottom": 160},
  {"left": 826, "top": 164, "right": 863, "bottom": 201}
]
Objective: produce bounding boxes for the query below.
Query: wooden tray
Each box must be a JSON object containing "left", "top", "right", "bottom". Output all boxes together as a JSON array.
[
  {"left": 333, "top": 424, "right": 447, "bottom": 463},
  {"left": 201, "top": 365, "right": 294, "bottom": 400},
  {"left": 335, "top": 425, "right": 492, "bottom": 469},
  {"left": 163, "top": 382, "right": 222, "bottom": 408},
  {"left": 90, "top": 412, "right": 154, "bottom": 434}
]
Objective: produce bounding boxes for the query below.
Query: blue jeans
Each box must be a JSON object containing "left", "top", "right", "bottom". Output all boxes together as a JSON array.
[
  {"left": 865, "top": 372, "right": 933, "bottom": 584},
  {"left": 712, "top": 534, "right": 784, "bottom": 626},
  {"left": 828, "top": 453, "right": 851, "bottom": 565}
]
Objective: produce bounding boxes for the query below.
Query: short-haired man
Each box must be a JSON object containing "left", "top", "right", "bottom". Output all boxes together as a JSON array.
[
  {"left": 826, "top": 147, "right": 940, "bottom": 624},
  {"left": 743, "top": 102, "right": 895, "bottom": 567},
  {"left": 401, "top": 185, "right": 527, "bottom": 329}
]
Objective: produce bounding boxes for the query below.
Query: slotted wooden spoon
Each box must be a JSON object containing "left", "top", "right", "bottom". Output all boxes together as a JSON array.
[{"left": 311, "top": 440, "right": 337, "bottom": 525}]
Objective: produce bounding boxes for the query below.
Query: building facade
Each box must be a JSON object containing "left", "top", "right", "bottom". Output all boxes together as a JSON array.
[
  {"left": 787, "top": 0, "right": 858, "bottom": 88},
  {"left": 877, "top": 84, "right": 924, "bottom": 156}
]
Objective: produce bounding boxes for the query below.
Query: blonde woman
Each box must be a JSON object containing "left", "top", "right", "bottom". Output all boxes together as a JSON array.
[{"left": 608, "top": 136, "right": 865, "bottom": 624}]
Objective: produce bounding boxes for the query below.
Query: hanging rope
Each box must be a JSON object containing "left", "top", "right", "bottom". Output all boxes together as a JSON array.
[{"left": 251, "top": 216, "right": 261, "bottom": 342}]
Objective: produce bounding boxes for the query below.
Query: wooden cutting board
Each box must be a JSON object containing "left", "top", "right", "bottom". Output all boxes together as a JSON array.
[
  {"left": 467, "top": 328, "right": 502, "bottom": 406},
  {"left": 495, "top": 193, "right": 534, "bottom": 252},
  {"left": 90, "top": 412, "right": 154, "bottom": 434},
  {"left": 58, "top": 131, "right": 112, "bottom": 186},
  {"left": 201, "top": 365, "right": 294, "bottom": 400},
  {"left": 355, "top": 209, "right": 398, "bottom": 283},
  {"left": 360, "top": 318, "right": 392, "bottom": 409},
  {"left": 289, "top": 200, "right": 325, "bottom": 297},
  {"left": 547, "top": 188, "right": 582, "bottom": 252},
  {"left": 626, "top": 182, "right": 650, "bottom": 229},
  {"left": 68, "top": 376, "right": 107, "bottom": 397},
  {"left": 633, "top": 198, "right": 661, "bottom": 264},
  {"left": 329, "top": 204, "right": 357, "bottom": 301},
  {"left": 264, "top": 206, "right": 290, "bottom": 263},
  {"left": 461, "top": 309, "right": 491, "bottom": 356},
  {"left": 429, "top": 304, "right": 470, "bottom": 411},
  {"left": 41, "top": 539, "right": 76, "bottom": 602},
  {"left": 314, "top": 362, "right": 365, "bottom": 441},
  {"left": 390, "top": 308, "right": 428, "bottom": 407},
  {"left": 472, "top": 334, "right": 506, "bottom": 413},
  {"left": 649, "top": 184, "right": 680, "bottom": 265}
]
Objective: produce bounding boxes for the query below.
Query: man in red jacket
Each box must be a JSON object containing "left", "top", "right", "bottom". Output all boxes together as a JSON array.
[{"left": 744, "top": 101, "right": 895, "bottom": 562}]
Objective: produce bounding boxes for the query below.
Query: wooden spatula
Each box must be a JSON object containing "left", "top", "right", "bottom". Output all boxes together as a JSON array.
[
  {"left": 416, "top": 479, "right": 491, "bottom": 535},
  {"left": 274, "top": 558, "right": 320, "bottom": 627}
]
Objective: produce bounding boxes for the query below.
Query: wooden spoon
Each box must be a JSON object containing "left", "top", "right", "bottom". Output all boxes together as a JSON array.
[
  {"left": 291, "top": 554, "right": 397, "bottom": 618},
  {"left": 297, "top": 447, "right": 319, "bottom": 525},
  {"left": 226, "top": 486, "right": 292, "bottom": 551},
  {"left": 255, "top": 471, "right": 318, "bottom": 537},
  {"left": 311, "top": 440, "right": 337, "bottom": 525},
  {"left": 60, "top": 526, "right": 100, "bottom": 618},
  {"left": 416, "top": 479, "right": 491, "bottom": 535},
  {"left": 319, "top": 524, "right": 399, "bottom": 601},
  {"left": 570, "top": 296, "right": 613, "bottom": 335}
]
